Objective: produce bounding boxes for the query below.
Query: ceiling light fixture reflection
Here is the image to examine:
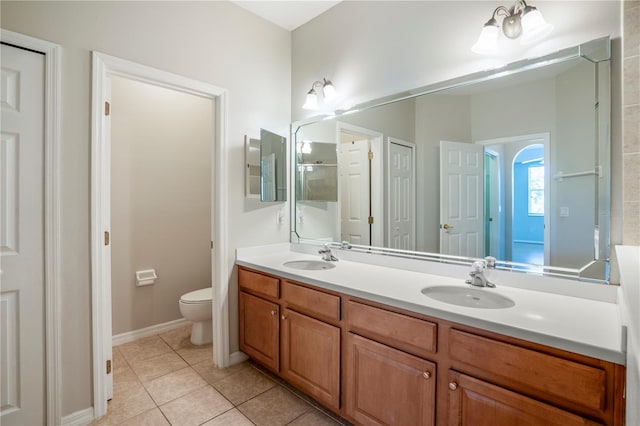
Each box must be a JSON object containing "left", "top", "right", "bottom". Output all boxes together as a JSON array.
[{"left": 472, "top": 0, "right": 553, "bottom": 54}]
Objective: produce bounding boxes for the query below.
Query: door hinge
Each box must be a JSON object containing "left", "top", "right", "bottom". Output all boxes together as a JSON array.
[
  {"left": 106, "top": 359, "right": 112, "bottom": 374},
  {"left": 368, "top": 151, "right": 373, "bottom": 160},
  {"left": 105, "top": 101, "right": 110, "bottom": 116},
  {"left": 368, "top": 216, "right": 374, "bottom": 224},
  {"left": 210, "top": 241, "right": 214, "bottom": 249},
  {"left": 104, "top": 231, "right": 110, "bottom": 246}
]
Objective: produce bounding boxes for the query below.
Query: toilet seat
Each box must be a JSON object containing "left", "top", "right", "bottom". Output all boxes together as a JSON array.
[{"left": 180, "top": 287, "right": 212, "bottom": 304}]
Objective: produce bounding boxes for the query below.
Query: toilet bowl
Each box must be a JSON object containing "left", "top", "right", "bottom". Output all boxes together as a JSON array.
[{"left": 179, "top": 287, "right": 213, "bottom": 345}]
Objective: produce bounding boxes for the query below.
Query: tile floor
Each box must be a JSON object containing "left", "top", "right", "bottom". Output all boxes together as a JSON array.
[{"left": 91, "top": 325, "right": 346, "bottom": 426}]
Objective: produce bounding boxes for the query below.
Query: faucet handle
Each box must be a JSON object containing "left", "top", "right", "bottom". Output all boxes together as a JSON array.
[
  {"left": 472, "top": 260, "right": 486, "bottom": 272},
  {"left": 484, "top": 256, "right": 497, "bottom": 268}
]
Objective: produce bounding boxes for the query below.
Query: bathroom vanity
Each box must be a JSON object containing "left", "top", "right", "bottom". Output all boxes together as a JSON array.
[{"left": 236, "top": 246, "right": 626, "bottom": 426}]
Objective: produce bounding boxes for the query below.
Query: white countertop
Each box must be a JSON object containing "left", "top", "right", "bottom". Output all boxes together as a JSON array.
[{"left": 236, "top": 244, "right": 626, "bottom": 365}]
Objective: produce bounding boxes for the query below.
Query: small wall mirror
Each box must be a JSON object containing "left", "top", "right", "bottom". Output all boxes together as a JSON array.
[{"left": 245, "top": 129, "right": 287, "bottom": 202}]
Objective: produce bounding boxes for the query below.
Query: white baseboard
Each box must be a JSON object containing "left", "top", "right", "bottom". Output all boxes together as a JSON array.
[
  {"left": 61, "top": 407, "right": 94, "bottom": 426},
  {"left": 112, "top": 318, "right": 191, "bottom": 346},
  {"left": 229, "top": 351, "right": 249, "bottom": 366}
]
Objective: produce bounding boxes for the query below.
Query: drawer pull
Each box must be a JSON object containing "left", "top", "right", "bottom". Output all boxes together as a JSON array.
[
  {"left": 270, "top": 310, "right": 277, "bottom": 316},
  {"left": 449, "top": 381, "right": 458, "bottom": 391},
  {"left": 422, "top": 371, "right": 431, "bottom": 380}
]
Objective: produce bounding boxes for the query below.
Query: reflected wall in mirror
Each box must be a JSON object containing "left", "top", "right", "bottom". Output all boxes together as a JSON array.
[{"left": 293, "top": 37, "right": 611, "bottom": 281}]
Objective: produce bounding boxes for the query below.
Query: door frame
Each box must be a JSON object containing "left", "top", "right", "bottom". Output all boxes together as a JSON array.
[
  {"left": 386, "top": 137, "right": 416, "bottom": 250},
  {"left": 335, "top": 122, "right": 383, "bottom": 247},
  {"left": 1, "top": 29, "right": 62, "bottom": 425},
  {"left": 476, "top": 133, "right": 550, "bottom": 265},
  {"left": 90, "top": 52, "right": 229, "bottom": 418}
]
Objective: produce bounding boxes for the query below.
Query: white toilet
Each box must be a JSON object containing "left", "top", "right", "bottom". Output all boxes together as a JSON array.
[{"left": 178, "top": 287, "right": 213, "bottom": 345}]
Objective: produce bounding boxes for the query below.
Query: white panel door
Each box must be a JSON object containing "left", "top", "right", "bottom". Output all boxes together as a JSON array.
[
  {"left": 0, "top": 43, "right": 46, "bottom": 426},
  {"left": 340, "top": 139, "right": 370, "bottom": 245},
  {"left": 389, "top": 140, "right": 415, "bottom": 250},
  {"left": 439, "top": 140, "right": 484, "bottom": 257}
]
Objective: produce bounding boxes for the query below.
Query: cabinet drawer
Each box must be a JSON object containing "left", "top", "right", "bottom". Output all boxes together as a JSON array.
[
  {"left": 238, "top": 268, "right": 279, "bottom": 298},
  {"left": 281, "top": 281, "right": 340, "bottom": 321},
  {"left": 447, "top": 370, "right": 602, "bottom": 426},
  {"left": 346, "top": 300, "right": 437, "bottom": 357},
  {"left": 449, "top": 329, "right": 607, "bottom": 413}
]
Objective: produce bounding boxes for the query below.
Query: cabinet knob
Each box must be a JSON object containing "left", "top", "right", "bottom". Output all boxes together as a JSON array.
[
  {"left": 422, "top": 371, "right": 431, "bottom": 380},
  {"left": 449, "top": 382, "right": 458, "bottom": 391},
  {"left": 270, "top": 310, "right": 277, "bottom": 316},
  {"left": 281, "top": 315, "right": 287, "bottom": 320}
]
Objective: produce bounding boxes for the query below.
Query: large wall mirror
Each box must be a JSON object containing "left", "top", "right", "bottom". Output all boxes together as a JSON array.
[{"left": 292, "top": 37, "right": 612, "bottom": 283}]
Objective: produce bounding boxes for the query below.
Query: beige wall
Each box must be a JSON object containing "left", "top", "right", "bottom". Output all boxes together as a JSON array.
[
  {"left": 1, "top": 1, "right": 291, "bottom": 416},
  {"left": 110, "top": 76, "right": 213, "bottom": 335},
  {"left": 623, "top": 0, "right": 640, "bottom": 245}
]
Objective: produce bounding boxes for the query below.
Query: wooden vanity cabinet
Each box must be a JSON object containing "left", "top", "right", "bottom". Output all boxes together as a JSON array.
[
  {"left": 238, "top": 266, "right": 625, "bottom": 426},
  {"left": 239, "top": 291, "right": 279, "bottom": 371},
  {"left": 345, "top": 332, "right": 436, "bottom": 425},
  {"left": 344, "top": 299, "right": 438, "bottom": 425},
  {"left": 238, "top": 267, "right": 342, "bottom": 412}
]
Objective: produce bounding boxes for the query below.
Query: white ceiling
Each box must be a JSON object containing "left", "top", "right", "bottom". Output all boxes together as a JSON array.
[{"left": 230, "top": 0, "right": 342, "bottom": 31}]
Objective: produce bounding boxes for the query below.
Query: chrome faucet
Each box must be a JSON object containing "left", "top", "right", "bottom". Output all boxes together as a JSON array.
[
  {"left": 466, "top": 260, "right": 495, "bottom": 288},
  {"left": 319, "top": 244, "right": 338, "bottom": 261}
]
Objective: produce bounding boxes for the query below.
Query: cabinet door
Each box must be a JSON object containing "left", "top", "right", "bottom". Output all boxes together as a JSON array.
[
  {"left": 345, "top": 333, "right": 435, "bottom": 426},
  {"left": 281, "top": 308, "right": 341, "bottom": 411},
  {"left": 239, "top": 291, "right": 279, "bottom": 371},
  {"left": 447, "top": 370, "right": 602, "bottom": 426}
]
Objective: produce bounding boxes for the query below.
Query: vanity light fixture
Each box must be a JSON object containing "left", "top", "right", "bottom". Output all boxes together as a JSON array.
[
  {"left": 302, "top": 78, "right": 336, "bottom": 110},
  {"left": 472, "top": 0, "right": 553, "bottom": 54}
]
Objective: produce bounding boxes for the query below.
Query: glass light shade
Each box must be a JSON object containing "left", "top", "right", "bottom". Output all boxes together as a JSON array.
[
  {"left": 471, "top": 23, "right": 499, "bottom": 54},
  {"left": 323, "top": 80, "right": 336, "bottom": 100},
  {"left": 302, "top": 90, "right": 318, "bottom": 110},
  {"left": 520, "top": 8, "right": 553, "bottom": 45}
]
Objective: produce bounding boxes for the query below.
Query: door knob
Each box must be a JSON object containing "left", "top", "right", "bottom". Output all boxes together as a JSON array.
[
  {"left": 441, "top": 224, "right": 454, "bottom": 230},
  {"left": 449, "top": 381, "right": 458, "bottom": 390},
  {"left": 422, "top": 371, "right": 431, "bottom": 380}
]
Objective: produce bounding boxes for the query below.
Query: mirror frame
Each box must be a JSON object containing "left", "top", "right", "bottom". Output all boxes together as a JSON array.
[{"left": 290, "top": 37, "right": 612, "bottom": 284}]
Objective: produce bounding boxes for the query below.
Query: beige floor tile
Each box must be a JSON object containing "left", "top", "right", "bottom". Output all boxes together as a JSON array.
[
  {"left": 144, "top": 366, "right": 207, "bottom": 405},
  {"left": 201, "top": 408, "right": 254, "bottom": 426},
  {"left": 159, "top": 325, "right": 192, "bottom": 350},
  {"left": 129, "top": 351, "right": 188, "bottom": 382},
  {"left": 160, "top": 385, "right": 234, "bottom": 426},
  {"left": 238, "top": 386, "right": 312, "bottom": 426},
  {"left": 193, "top": 359, "right": 248, "bottom": 385},
  {"left": 212, "top": 363, "right": 276, "bottom": 405},
  {"left": 117, "top": 335, "right": 172, "bottom": 363},
  {"left": 91, "top": 381, "right": 155, "bottom": 425},
  {"left": 177, "top": 343, "right": 213, "bottom": 365},
  {"left": 288, "top": 409, "right": 343, "bottom": 426},
  {"left": 113, "top": 364, "right": 140, "bottom": 388},
  {"left": 112, "top": 347, "right": 129, "bottom": 372},
  {"left": 117, "top": 408, "right": 170, "bottom": 426}
]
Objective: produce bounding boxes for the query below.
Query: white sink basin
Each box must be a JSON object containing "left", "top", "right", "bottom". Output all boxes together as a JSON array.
[
  {"left": 283, "top": 260, "right": 336, "bottom": 271},
  {"left": 421, "top": 285, "right": 515, "bottom": 309}
]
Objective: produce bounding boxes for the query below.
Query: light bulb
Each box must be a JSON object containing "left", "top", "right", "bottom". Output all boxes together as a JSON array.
[
  {"left": 472, "top": 20, "right": 499, "bottom": 54},
  {"left": 322, "top": 79, "right": 336, "bottom": 100},
  {"left": 302, "top": 89, "right": 318, "bottom": 110},
  {"left": 520, "top": 7, "right": 553, "bottom": 45}
]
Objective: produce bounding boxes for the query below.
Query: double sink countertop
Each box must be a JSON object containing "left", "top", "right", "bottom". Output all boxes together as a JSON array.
[{"left": 236, "top": 243, "right": 626, "bottom": 365}]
